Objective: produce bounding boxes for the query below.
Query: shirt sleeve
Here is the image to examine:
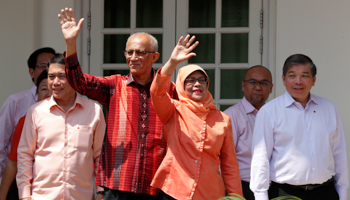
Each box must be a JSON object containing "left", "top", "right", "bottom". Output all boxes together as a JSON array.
[
  {"left": 332, "top": 107, "right": 349, "bottom": 200},
  {"left": 150, "top": 68, "right": 175, "bottom": 125},
  {"left": 16, "top": 109, "right": 37, "bottom": 199},
  {"left": 220, "top": 118, "right": 243, "bottom": 197},
  {"left": 93, "top": 106, "right": 107, "bottom": 192},
  {"left": 63, "top": 52, "right": 113, "bottom": 106},
  {"left": 8, "top": 116, "right": 26, "bottom": 161},
  {"left": 0, "top": 96, "right": 17, "bottom": 181},
  {"left": 223, "top": 108, "right": 239, "bottom": 148},
  {"left": 250, "top": 108, "right": 274, "bottom": 200}
]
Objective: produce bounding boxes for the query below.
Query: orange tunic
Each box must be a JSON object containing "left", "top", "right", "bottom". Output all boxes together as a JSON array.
[{"left": 150, "top": 67, "right": 242, "bottom": 200}]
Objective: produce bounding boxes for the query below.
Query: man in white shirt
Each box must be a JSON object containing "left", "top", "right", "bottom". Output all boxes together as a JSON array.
[
  {"left": 224, "top": 65, "right": 273, "bottom": 200},
  {"left": 250, "top": 54, "right": 349, "bottom": 200},
  {"left": 0, "top": 48, "right": 55, "bottom": 192}
]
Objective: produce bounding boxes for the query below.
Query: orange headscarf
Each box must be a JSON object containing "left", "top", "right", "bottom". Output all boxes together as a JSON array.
[{"left": 176, "top": 64, "right": 216, "bottom": 120}]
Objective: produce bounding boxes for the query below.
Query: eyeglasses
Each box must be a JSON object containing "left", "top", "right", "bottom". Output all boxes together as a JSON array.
[
  {"left": 185, "top": 77, "right": 208, "bottom": 85},
  {"left": 244, "top": 79, "right": 271, "bottom": 87},
  {"left": 123, "top": 50, "right": 156, "bottom": 58},
  {"left": 35, "top": 63, "right": 48, "bottom": 70}
]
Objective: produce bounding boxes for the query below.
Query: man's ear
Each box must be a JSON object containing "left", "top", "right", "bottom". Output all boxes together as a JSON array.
[
  {"left": 152, "top": 52, "right": 160, "bottom": 63},
  {"left": 29, "top": 68, "right": 35, "bottom": 79}
]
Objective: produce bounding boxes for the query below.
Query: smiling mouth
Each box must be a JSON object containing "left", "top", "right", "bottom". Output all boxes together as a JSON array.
[{"left": 193, "top": 89, "right": 202, "bottom": 94}]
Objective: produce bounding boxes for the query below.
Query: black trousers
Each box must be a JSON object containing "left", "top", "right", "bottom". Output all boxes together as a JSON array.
[
  {"left": 241, "top": 181, "right": 255, "bottom": 200},
  {"left": 6, "top": 179, "right": 19, "bottom": 200},
  {"left": 104, "top": 188, "right": 161, "bottom": 200},
  {"left": 269, "top": 179, "right": 339, "bottom": 200}
]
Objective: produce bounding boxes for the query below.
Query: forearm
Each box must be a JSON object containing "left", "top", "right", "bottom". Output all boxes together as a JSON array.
[
  {"left": 66, "top": 39, "right": 77, "bottom": 57},
  {"left": 160, "top": 59, "right": 180, "bottom": 76},
  {"left": 0, "top": 159, "right": 17, "bottom": 200}
]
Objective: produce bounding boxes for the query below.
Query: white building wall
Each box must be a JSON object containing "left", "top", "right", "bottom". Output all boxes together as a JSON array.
[{"left": 0, "top": 0, "right": 75, "bottom": 106}]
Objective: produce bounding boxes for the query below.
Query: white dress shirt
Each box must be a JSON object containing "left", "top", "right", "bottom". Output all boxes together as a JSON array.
[
  {"left": 250, "top": 91, "right": 349, "bottom": 200},
  {"left": 0, "top": 84, "right": 37, "bottom": 182},
  {"left": 224, "top": 97, "right": 258, "bottom": 182}
]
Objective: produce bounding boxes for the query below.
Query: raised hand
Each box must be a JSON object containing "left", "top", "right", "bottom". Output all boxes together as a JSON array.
[
  {"left": 58, "top": 8, "right": 84, "bottom": 44},
  {"left": 161, "top": 35, "right": 199, "bottom": 76},
  {"left": 169, "top": 35, "right": 199, "bottom": 65}
]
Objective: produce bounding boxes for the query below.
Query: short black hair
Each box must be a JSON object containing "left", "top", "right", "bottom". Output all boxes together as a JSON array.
[
  {"left": 48, "top": 53, "right": 65, "bottom": 67},
  {"left": 27, "top": 47, "right": 56, "bottom": 69},
  {"left": 36, "top": 70, "right": 48, "bottom": 94},
  {"left": 283, "top": 54, "right": 317, "bottom": 77},
  {"left": 245, "top": 65, "right": 273, "bottom": 83}
]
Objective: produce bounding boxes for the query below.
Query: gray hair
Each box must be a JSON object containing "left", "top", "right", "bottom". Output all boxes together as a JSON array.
[{"left": 125, "top": 32, "right": 158, "bottom": 51}]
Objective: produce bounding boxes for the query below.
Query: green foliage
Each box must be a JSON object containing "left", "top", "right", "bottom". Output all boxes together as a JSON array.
[{"left": 218, "top": 193, "right": 302, "bottom": 200}]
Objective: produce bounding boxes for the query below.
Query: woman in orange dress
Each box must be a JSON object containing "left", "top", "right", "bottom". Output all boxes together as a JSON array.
[{"left": 150, "top": 35, "right": 242, "bottom": 200}]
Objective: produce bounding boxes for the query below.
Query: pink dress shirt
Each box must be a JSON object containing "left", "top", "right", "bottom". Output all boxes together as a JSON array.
[
  {"left": 17, "top": 94, "right": 106, "bottom": 200},
  {"left": 0, "top": 84, "right": 37, "bottom": 182},
  {"left": 224, "top": 97, "right": 258, "bottom": 182}
]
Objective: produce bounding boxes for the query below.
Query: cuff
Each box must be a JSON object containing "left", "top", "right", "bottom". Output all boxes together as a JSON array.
[
  {"left": 336, "top": 187, "right": 348, "bottom": 200},
  {"left": 63, "top": 51, "right": 79, "bottom": 69},
  {"left": 154, "top": 68, "right": 173, "bottom": 89},
  {"left": 254, "top": 191, "right": 269, "bottom": 200},
  {"left": 18, "top": 185, "right": 31, "bottom": 199}
]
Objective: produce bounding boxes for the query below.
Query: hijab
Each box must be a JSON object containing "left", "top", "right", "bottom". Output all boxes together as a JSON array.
[{"left": 176, "top": 64, "right": 216, "bottom": 120}]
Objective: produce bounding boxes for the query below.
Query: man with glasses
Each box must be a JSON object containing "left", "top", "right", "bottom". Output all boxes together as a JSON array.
[
  {"left": 250, "top": 54, "right": 348, "bottom": 200},
  {"left": 0, "top": 47, "right": 55, "bottom": 198},
  {"left": 58, "top": 8, "right": 177, "bottom": 200},
  {"left": 224, "top": 65, "right": 273, "bottom": 200}
]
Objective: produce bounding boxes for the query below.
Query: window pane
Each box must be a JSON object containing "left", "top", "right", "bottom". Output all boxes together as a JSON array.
[
  {"left": 220, "top": 69, "right": 247, "bottom": 99},
  {"left": 222, "top": 0, "right": 249, "bottom": 27},
  {"left": 204, "top": 69, "right": 215, "bottom": 98},
  {"left": 188, "top": 0, "right": 215, "bottom": 28},
  {"left": 220, "top": 104, "right": 234, "bottom": 111},
  {"left": 136, "top": 0, "right": 163, "bottom": 28},
  {"left": 188, "top": 34, "right": 215, "bottom": 63},
  {"left": 103, "top": 70, "right": 130, "bottom": 76},
  {"left": 221, "top": 33, "right": 248, "bottom": 63},
  {"left": 104, "top": 0, "right": 130, "bottom": 28},
  {"left": 153, "top": 34, "right": 163, "bottom": 63},
  {"left": 104, "top": 34, "right": 130, "bottom": 63}
]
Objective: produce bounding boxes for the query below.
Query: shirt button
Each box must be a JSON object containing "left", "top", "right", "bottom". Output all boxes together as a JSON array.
[
  {"left": 195, "top": 160, "right": 198, "bottom": 163},
  {"left": 199, "top": 131, "right": 202, "bottom": 134},
  {"left": 309, "top": 139, "right": 312, "bottom": 141},
  {"left": 312, "top": 168, "right": 316, "bottom": 171},
  {"left": 197, "top": 145, "right": 200, "bottom": 149},
  {"left": 202, "top": 136, "right": 205, "bottom": 140}
]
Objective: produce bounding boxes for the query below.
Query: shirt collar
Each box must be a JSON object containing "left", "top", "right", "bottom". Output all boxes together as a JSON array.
[
  {"left": 48, "top": 92, "right": 83, "bottom": 110},
  {"left": 30, "top": 84, "right": 38, "bottom": 101},
  {"left": 126, "top": 69, "right": 155, "bottom": 86},
  {"left": 242, "top": 96, "right": 258, "bottom": 115},
  {"left": 284, "top": 91, "right": 318, "bottom": 107}
]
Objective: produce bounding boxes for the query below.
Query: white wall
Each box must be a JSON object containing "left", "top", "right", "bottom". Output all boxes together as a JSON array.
[
  {"left": 0, "top": 0, "right": 75, "bottom": 106},
  {"left": 275, "top": 0, "right": 350, "bottom": 197}
]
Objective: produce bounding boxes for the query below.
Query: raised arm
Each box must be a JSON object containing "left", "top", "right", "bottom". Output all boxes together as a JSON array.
[{"left": 58, "top": 8, "right": 84, "bottom": 56}]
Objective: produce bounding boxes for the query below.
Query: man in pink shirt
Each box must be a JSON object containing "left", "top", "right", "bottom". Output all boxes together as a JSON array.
[
  {"left": 16, "top": 54, "right": 106, "bottom": 200},
  {"left": 224, "top": 65, "right": 273, "bottom": 200}
]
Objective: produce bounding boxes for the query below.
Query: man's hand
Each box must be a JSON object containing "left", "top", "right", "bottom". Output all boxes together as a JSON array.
[
  {"left": 95, "top": 193, "right": 104, "bottom": 200},
  {"left": 58, "top": 8, "right": 84, "bottom": 44},
  {"left": 58, "top": 8, "right": 84, "bottom": 56}
]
